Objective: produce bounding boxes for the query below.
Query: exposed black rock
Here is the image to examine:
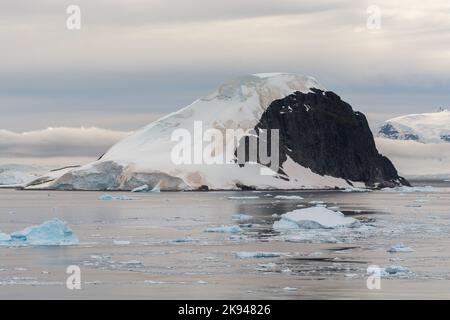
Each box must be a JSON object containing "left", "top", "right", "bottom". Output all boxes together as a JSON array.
[
  {"left": 237, "top": 89, "right": 409, "bottom": 188},
  {"left": 379, "top": 123, "right": 400, "bottom": 139},
  {"left": 379, "top": 123, "right": 418, "bottom": 141},
  {"left": 441, "top": 134, "right": 450, "bottom": 143}
]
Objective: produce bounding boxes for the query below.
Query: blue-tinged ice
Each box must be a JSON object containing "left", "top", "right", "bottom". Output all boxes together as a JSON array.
[
  {"left": 235, "top": 252, "right": 282, "bottom": 259},
  {"left": 0, "top": 218, "right": 78, "bottom": 246},
  {"left": 387, "top": 243, "right": 414, "bottom": 253},
  {"left": 131, "top": 184, "right": 161, "bottom": 193},
  {"left": 0, "top": 232, "right": 11, "bottom": 241},
  {"left": 99, "top": 194, "right": 134, "bottom": 200}
]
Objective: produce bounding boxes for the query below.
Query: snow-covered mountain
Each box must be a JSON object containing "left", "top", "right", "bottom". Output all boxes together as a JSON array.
[
  {"left": 27, "top": 73, "right": 406, "bottom": 191},
  {"left": 378, "top": 109, "right": 450, "bottom": 143},
  {"left": 375, "top": 109, "right": 450, "bottom": 179}
]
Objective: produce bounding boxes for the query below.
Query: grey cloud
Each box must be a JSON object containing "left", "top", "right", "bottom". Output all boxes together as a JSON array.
[{"left": 0, "top": 127, "right": 130, "bottom": 158}]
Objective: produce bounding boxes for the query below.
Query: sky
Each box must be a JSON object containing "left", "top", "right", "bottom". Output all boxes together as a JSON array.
[{"left": 1, "top": 0, "right": 450, "bottom": 166}]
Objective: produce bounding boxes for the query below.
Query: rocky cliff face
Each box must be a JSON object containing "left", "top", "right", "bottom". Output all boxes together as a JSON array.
[{"left": 238, "top": 89, "right": 408, "bottom": 188}]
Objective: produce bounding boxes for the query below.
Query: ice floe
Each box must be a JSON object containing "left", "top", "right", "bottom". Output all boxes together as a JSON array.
[
  {"left": 381, "top": 186, "right": 435, "bottom": 193},
  {"left": 367, "top": 265, "right": 413, "bottom": 278},
  {"left": 273, "top": 207, "right": 360, "bottom": 230},
  {"left": 341, "top": 187, "right": 372, "bottom": 192},
  {"left": 232, "top": 214, "right": 253, "bottom": 221},
  {"left": 99, "top": 194, "right": 134, "bottom": 201},
  {"left": 227, "top": 196, "right": 259, "bottom": 200},
  {"left": 205, "top": 225, "right": 242, "bottom": 234},
  {"left": 235, "top": 252, "right": 283, "bottom": 259},
  {"left": 0, "top": 232, "right": 11, "bottom": 241},
  {"left": 0, "top": 218, "right": 78, "bottom": 246},
  {"left": 113, "top": 240, "right": 130, "bottom": 245},
  {"left": 274, "top": 195, "right": 304, "bottom": 200},
  {"left": 387, "top": 243, "right": 414, "bottom": 253},
  {"left": 308, "top": 200, "right": 325, "bottom": 205}
]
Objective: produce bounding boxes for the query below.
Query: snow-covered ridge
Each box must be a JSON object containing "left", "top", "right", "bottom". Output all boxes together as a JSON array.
[{"left": 378, "top": 109, "right": 450, "bottom": 143}]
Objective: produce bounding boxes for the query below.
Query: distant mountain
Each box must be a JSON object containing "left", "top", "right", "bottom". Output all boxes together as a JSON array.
[
  {"left": 27, "top": 73, "right": 406, "bottom": 191},
  {"left": 378, "top": 109, "right": 450, "bottom": 143}
]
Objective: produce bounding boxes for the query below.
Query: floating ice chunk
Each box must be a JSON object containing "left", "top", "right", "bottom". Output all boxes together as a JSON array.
[
  {"left": 367, "top": 265, "right": 412, "bottom": 278},
  {"left": 144, "top": 280, "right": 165, "bottom": 285},
  {"left": 232, "top": 214, "right": 253, "bottom": 221},
  {"left": 2, "top": 218, "right": 78, "bottom": 246},
  {"left": 381, "top": 186, "right": 435, "bottom": 193},
  {"left": 387, "top": 243, "right": 414, "bottom": 253},
  {"left": 341, "top": 187, "right": 372, "bottom": 193},
  {"left": 0, "top": 232, "right": 11, "bottom": 242},
  {"left": 113, "top": 240, "right": 130, "bottom": 245},
  {"left": 170, "top": 237, "right": 197, "bottom": 243},
  {"left": 99, "top": 194, "right": 134, "bottom": 201},
  {"left": 122, "top": 260, "right": 143, "bottom": 268},
  {"left": 308, "top": 201, "right": 324, "bottom": 205},
  {"left": 283, "top": 287, "right": 298, "bottom": 291},
  {"left": 227, "top": 196, "right": 259, "bottom": 200},
  {"left": 382, "top": 266, "right": 411, "bottom": 276},
  {"left": 239, "top": 223, "right": 253, "bottom": 228},
  {"left": 274, "top": 195, "right": 304, "bottom": 200},
  {"left": 273, "top": 207, "right": 360, "bottom": 231},
  {"left": 235, "top": 252, "right": 282, "bottom": 259},
  {"left": 205, "top": 225, "right": 242, "bottom": 234}
]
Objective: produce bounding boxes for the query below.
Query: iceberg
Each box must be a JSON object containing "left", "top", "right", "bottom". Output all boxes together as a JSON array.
[
  {"left": 273, "top": 207, "right": 360, "bottom": 230},
  {"left": 0, "top": 232, "right": 11, "bottom": 241},
  {"left": 227, "top": 196, "right": 259, "bottom": 200},
  {"left": 99, "top": 194, "right": 134, "bottom": 201},
  {"left": 368, "top": 265, "right": 413, "bottom": 278},
  {"left": 274, "top": 195, "right": 304, "bottom": 200},
  {"left": 1, "top": 218, "right": 78, "bottom": 246},
  {"left": 205, "top": 225, "right": 242, "bottom": 234},
  {"left": 232, "top": 214, "right": 253, "bottom": 221},
  {"left": 235, "top": 252, "right": 283, "bottom": 259},
  {"left": 387, "top": 243, "right": 414, "bottom": 253}
]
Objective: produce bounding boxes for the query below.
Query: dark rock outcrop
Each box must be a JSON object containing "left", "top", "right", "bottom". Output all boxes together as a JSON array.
[{"left": 238, "top": 89, "right": 408, "bottom": 188}]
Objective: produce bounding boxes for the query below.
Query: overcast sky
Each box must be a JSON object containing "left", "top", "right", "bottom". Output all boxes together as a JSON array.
[{"left": 1, "top": 0, "right": 450, "bottom": 165}]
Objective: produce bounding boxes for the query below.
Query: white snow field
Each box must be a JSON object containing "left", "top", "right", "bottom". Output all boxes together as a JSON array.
[
  {"left": 376, "top": 109, "right": 450, "bottom": 179},
  {"left": 26, "top": 73, "right": 366, "bottom": 191},
  {"left": 378, "top": 109, "right": 450, "bottom": 144}
]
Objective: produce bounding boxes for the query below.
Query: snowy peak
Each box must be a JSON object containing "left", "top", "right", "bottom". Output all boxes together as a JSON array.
[
  {"left": 378, "top": 110, "right": 450, "bottom": 143},
  {"left": 202, "top": 73, "right": 325, "bottom": 103}
]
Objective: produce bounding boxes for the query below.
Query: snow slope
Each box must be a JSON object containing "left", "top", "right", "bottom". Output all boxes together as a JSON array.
[
  {"left": 376, "top": 109, "right": 450, "bottom": 179},
  {"left": 28, "top": 73, "right": 391, "bottom": 191},
  {"left": 378, "top": 109, "right": 450, "bottom": 143}
]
